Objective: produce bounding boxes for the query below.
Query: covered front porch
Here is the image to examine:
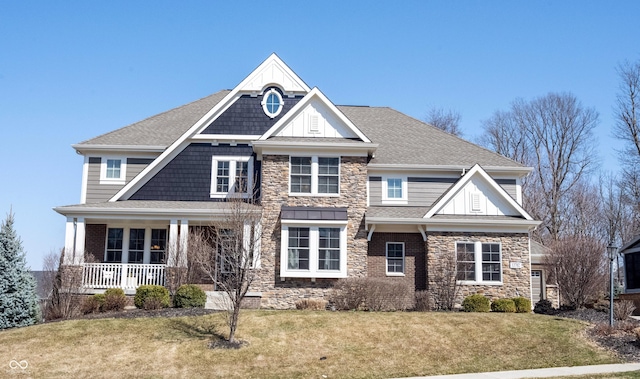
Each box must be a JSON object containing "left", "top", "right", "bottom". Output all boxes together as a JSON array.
[{"left": 54, "top": 200, "right": 262, "bottom": 293}]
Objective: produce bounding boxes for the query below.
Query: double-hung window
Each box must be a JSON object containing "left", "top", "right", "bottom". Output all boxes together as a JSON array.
[
  {"left": 381, "top": 176, "right": 407, "bottom": 204},
  {"left": 150, "top": 229, "right": 167, "bottom": 264},
  {"left": 290, "top": 156, "right": 340, "bottom": 195},
  {"left": 100, "top": 157, "right": 127, "bottom": 184},
  {"left": 281, "top": 224, "right": 347, "bottom": 278},
  {"left": 456, "top": 241, "right": 502, "bottom": 284},
  {"left": 128, "top": 228, "right": 145, "bottom": 264},
  {"left": 106, "top": 228, "right": 123, "bottom": 263},
  {"left": 210, "top": 156, "right": 253, "bottom": 198},
  {"left": 386, "top": 242, "right": 405, "bottom": 275}
]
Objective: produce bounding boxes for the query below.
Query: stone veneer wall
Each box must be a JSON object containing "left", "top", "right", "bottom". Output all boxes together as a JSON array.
[
  {"left": 426, "top": 232, "right": 531, "bottom": 306},
  {"left": 368, "top": 233, "right": 426, "bottom": 290},
  {"left": 256, "top": 155, "right": 368, "bottom": 309}
]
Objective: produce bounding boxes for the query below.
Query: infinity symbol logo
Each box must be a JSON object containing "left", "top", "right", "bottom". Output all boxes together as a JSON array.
[{"left": 9, "top": 360, "right": 28, "bottom": 370}]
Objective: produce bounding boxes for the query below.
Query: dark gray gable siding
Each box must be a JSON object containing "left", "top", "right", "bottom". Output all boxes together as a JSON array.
[
  {"left": 130, "top": 143, "right": 256, "bottom": 201},
  {"left": 201, "top": 93, "right": 303, "bottom": 135}
]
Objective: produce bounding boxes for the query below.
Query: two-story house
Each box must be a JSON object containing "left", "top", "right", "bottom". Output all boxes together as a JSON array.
[{"left": 54, "top": 54, "right": 540, "bottom": 309}]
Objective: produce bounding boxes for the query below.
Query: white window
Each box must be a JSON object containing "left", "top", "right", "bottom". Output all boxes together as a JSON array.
[
  {"left": 210, "top": 156, "right": 253, "bottom": 198},
  {"left": 261, "top": 88, "right": 283, "bottom": 118},
  {"left": 100, "top": 157, "right": 127, "bottom": 184},
  {"left": 289, "top": 156, "right": 340, "bottom": 195},
  {"left": 381, "top": 176, "right": 407, "bottom": 204},
  {"left": 386, "top": 242, "right": 405, "bottom": 276},
  {"left": 104, "top": 227, "right": 167, "bottom": 264},
  {"left": 280, "top": 223, "right": 347, "bottom": 278},
  {"left": 455, "top": 241, "right": 502, "bottom": 284}
]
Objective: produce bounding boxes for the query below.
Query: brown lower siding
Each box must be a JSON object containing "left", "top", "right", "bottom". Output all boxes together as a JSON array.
[{"left": 368, "top": 233, "right": 426, "bottom": 290}]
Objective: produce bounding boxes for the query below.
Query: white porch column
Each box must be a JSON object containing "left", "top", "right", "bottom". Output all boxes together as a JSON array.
[
  {"left": 167, "top": 219, "right": 179, "bottom": 266},
  {"left": 178, "top": 219, "right": 189, "bottom": 267},
  {"left": 63, "top": 217, "right": 86, "bottom": 265}
]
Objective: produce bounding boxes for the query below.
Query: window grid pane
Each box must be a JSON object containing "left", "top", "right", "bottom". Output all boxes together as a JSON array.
[
  {"left": 288, "top": 227, "right": 310, "bottom": 270},
  {"left": 128, "top": 228, "right": 145, "bottom": 263},
  {"left": 318, "top": 158, "right": 339, "bottom": 194},
  {"left": 386, "top": 243, "right": 404, "bottom": 273},
  {"left": 235, "top": 161, "right": 249, "bottom": 193},
  {"left": 106, "top": 228, "right": 123, "bottom": 263},
  {"left": 387, "top": 178, "right": 402, "bottom": 198},
  {"left": 106, "top": 159, "right": 121, "bottom": 179},
  {"left": 481, "top": 243, "right": 501, "bottom": 281},
  {"left": 217, "top": 161, "right": 230, "bottom": 192},
  {"left": 290, "top": 157, "right": 312, "bottom": 193},
  {"left": 456, "top": 242, "right": 476, "bottom": 281},
  {"left": 150, "top": 229, "right": 166, "bottom": 264},
  {"left": 318, "top": 228, "right": 340, "bottom": 270}
]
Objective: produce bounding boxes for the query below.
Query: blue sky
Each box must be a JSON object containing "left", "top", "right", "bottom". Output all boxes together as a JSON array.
[{"left": 1, "top": 1, "right": 638, "bottom": 269}]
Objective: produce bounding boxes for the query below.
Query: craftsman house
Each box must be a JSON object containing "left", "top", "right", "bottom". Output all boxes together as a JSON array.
[{"left": 54, "top": 54, "right": 540, "bottom": 309}]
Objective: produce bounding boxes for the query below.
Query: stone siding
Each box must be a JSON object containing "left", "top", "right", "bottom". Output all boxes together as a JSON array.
[
  {"left": 257, "top": 155, "right": 368, "bottom": 309},
  {"left": 426, "top": 232, "right": 531, "bottom": 306},
  {"left": 368, "top": 233, "right": 426, "bottom": 290}
]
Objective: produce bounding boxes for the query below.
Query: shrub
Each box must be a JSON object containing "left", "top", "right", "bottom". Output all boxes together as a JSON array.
[
  {"left": 462, "top": 294, "right": 490, "bottom": 312},
  {"left": 295, "top": 298, "right": 327, "bottom": 310},
  {"left": 174, "top": 284, "right": 206, "bottom": 308},
  {"left": 533, "top": 299, "right": 556, "bottom": 315},
  {"left": 491, "top": 299, "right": 516, "bottom": 313},
  {"left": 134, "top": 285, "right": 170, "bottom": 309},
  {"left": 414, "top": 291, "right": 432, "bottom": 312},
  {"left": 81, "top": 294, "right": 105, "bottom": 314},
  {"left": 329, "top": 278, "right": 414, "bottom": 311},
  {"left": 592, "top": 298, "right": 609, "bottom": 312},
  {"left": 614, "top": 300, "right": 637, "bottom": 321},
  {"left": 103, "top": 288, "right": 127, "bottom": 312},
  {"left": 512, "top": 297, "right": 531, "bottom": 313}
]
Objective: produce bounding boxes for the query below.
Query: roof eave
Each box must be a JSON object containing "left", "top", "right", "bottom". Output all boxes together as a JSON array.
[
  {"left": 367, "top": 164, "right": 533, "bottom": 176},
  {"left": 253, "top": 140, "right": 378, "bottom": 156},
  {"left": 73, "top": 144, "right": 167, "bottom": 154}
]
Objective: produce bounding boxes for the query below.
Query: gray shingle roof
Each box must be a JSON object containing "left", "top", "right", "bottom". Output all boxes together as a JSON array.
[
  {"left": 338, "top": 106, "right": 523, "bottom": 168},
  {"left": 76, "top": 90, "right": 523, "bottom": 169},
  {"left": 366, "top": 206, "right": 431, "bottom": 219},
  {"left": 78, "top": 90, "right": 230, "bottom": 147},
  {"left": 54, "top": 200, "right": 261, "bottom": 213}
]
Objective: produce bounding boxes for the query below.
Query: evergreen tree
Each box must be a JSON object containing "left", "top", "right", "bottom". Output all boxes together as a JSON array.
[{"left": 0, "top": 212, "right": 40, "bottom": 329}]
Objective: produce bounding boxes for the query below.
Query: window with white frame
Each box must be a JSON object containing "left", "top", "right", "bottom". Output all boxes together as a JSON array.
[
  {"left": 289, "top": 156, "right": 340, "bottom": 195},
  {"left": 280, "top": 224, "right": 347, "bottom": 278},
  {"left": 104, "top": 227, "right": 167, "bottom": 264},
  {"left": 261, "top": 88, "right": 284, "bottom": 118},
  {"left": 100, "top": 157, "right": 127, "bottom": 184},
  {"left": 381, "top": 176, "right": 407, "bottom": 204},
  {"left": 210, "top": 156, "right": 253, "bottom": 198},
  {"left": 456, "top": 241, "right": 502, "bottom": 283},
  {"left": 386, "top": 242, "right": 405, "bottom": 275}
]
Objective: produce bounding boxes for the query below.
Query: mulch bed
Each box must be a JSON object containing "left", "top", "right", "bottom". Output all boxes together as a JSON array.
[{"left": 556, "top": 308, "right": 640, "bottom": 362}]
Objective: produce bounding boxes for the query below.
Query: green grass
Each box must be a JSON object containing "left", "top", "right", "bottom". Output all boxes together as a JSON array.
[{"left": 0, "top": 311, "right": 620, "bottom": 378}]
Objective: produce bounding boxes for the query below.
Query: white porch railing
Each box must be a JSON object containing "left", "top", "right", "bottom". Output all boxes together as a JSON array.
[{"left": 82, "top": 263, "right": 166, "bottom": 290}]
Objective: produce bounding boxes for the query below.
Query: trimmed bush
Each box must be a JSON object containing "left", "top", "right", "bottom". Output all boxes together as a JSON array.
[
  {"left": 329, "top": 277, "right": 414, "bottom": 311},
  {"left": 174, "top": 284, "right": 206, "bottom": 308},
  {"left": 533, "top": 299, "right": 556, "bottom": 315},
  {"left": 134, "top": 285, "right": 170, "bottom": 310},
  {"left": 462, "top": 294, "right": 490, "bottom": 312},
  {"left": 103, "top": 288, "right": 127, "bottom": 311},
  {"left": 81, "top": 294, "right": 105, "bottom": 314},
  {"left": 491, "top": 299, "right": 516, "bottom": 313},
  {"left": 295, "top": 298, "right": 327, "bottom": 310},
  {"left": 512, "top": 297, "right": 531, "bottom": 313},
  {"left": 614, "top": 300, "right": 637, "bottom": 321}
]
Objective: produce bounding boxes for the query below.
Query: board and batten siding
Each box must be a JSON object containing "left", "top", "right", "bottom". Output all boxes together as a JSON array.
[
  {"left": 368, "top": 176, "right": 518, "bottom": 207},
  {"left": 85, "top": 157, "right": 153, "bottom": 203}
]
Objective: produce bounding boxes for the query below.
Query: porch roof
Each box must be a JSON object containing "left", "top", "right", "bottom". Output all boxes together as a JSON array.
[{"left": 53, "top": 200, "right": 262, "bottom": 220}]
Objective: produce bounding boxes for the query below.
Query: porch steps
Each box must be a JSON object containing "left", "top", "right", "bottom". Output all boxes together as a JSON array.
[{"left": 204, "top": 291, "right": 231, "bottom": 310}]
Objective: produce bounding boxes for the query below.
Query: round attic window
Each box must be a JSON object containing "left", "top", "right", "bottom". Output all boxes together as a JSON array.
[{"left": 262, "top": 88, "right": 283, "bottom": 118}]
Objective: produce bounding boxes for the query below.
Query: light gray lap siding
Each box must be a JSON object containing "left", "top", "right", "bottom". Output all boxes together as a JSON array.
[{"left": 85, "top": 157, "right": 152, "bottom": 203}]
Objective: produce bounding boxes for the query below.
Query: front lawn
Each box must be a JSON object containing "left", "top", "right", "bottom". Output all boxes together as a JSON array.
[{"left": 0, "top": 311, "right": 619, "bottom": 378}]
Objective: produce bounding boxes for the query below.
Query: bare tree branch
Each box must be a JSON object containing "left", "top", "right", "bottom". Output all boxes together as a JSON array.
[{"left": 424, "top": 107, "right": 463, "bottom": 137}]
